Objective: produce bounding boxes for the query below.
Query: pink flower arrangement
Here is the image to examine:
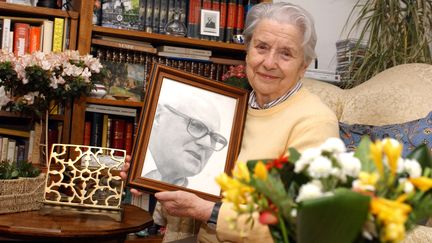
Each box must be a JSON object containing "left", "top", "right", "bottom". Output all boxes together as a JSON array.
[
  {"left": 0, "top": 50, "right": 105, "bottom": 116},
  {"left": 221, "top": 65, "right": 251, "bottom": 91}
]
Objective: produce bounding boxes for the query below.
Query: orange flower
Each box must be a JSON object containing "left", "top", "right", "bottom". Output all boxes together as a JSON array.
[{"left": 259, "top": 210, "right": 279, "bottom": 225}]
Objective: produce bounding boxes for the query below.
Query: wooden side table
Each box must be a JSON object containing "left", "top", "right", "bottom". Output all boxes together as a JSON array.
[{"left": 0, "top": 204, "right": 153, "bottom": 242}]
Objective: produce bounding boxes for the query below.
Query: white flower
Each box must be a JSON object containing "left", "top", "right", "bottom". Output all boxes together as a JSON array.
[
  {"left": 403, "top": 159, "right": 422, "bottom": 178},
  {"left": 399, "top": 178, "right": 414, "bottom": 193},
  {"left": 319, "top": 137, "right": 346, "bottom": 154},
  {"left": 0, "top": 86, "right": 11, "bottom": 107},
  {"left": 338, "top": 152, "right": 361, "bottom": 178},
  {"left": 294, "top": 147, "right": 321, "bottom": 173},
  {"left": 296, "top": 180, "right": 323, "bottom": 202},
  {"left": 307, "top": 156, "right": 333, "bottom": 179},
  {"left": 291, "top": 209, "right": 297, "bottom": 217}
]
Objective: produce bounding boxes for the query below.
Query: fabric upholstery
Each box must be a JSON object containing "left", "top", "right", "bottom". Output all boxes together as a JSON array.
[{"left": 339, "top": 111, "right": 432, "bottom": 157}]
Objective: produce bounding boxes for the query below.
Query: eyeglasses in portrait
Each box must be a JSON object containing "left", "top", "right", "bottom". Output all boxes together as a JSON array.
[{"left": 127, "top": 64, "right": 248, "bottom": 201}]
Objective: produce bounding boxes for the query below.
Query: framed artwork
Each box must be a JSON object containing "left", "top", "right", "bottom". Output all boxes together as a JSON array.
[
  {"left": 127, "top": 64, "right": 248, "bottom": 201},
  {"left": 200, "top": 9, "right": 220, "bottom": 37}
]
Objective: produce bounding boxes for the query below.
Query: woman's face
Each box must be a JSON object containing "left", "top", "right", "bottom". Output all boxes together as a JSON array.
[{"left": 246, "top": 19, "right": 308, "bottom": 106}]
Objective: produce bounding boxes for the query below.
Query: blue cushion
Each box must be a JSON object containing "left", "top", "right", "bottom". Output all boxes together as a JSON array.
[{"left": 339, "top": 112, "right": 432, "bottom": 157}]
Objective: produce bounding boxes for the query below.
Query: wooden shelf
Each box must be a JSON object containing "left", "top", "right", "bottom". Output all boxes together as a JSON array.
[
  {"left": 92, "top": 26, "right": 246, "bottom": 55},
  {"left": 0, "top": 128, "right": 30, "bottom": 138},
  {"left": 85, "top": 97, "right": 144, "bottom": 108},
  {"left": 0, "top": 2, "right": 79, "bottom": 19},
  {"left": 0, "top": 110, "right": 33, "bottom": 119}
]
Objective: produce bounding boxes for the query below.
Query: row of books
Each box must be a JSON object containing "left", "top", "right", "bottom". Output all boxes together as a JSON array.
[
  {"left": 0, "top": 15, "right": 69, "bottom": 55},
  {"left": 84, "top": 104, "right": 138, "bottom": 156},
  {"left": 0, "top": 135, "right": 30, "bottom": 164},
  {"left": 93, "top": 45, "right": 244, "bottom": 84},
  {"left": 94, "top": 0, "right": 260, "bottom": 43}
]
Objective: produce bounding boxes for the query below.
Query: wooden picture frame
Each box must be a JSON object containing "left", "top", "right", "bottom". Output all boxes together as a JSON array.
[
  {"left": 200, "top": 9, "right": 220, "bottom": 37},
  {"left": 127, "top": 64, "right": 248, "bottom": 201}
]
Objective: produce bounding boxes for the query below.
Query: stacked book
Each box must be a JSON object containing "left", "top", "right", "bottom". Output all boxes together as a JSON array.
[
  {"left": 335, "top": 38, "right": 367, "bottom": 82},
  {"left": 304, "top": 69, "right": 341, "bottom": 83},
  {"left": 156, "top": 45, "right": 212, "bottom": 61}
]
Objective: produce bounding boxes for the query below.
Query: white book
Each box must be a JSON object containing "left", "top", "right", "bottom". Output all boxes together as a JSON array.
[
  {"left": 1, "top": 137, "right": 8, "bottom": 162},
  {"left": 85, "top": 104, "right": 137, "bottom": 117},
  {"left": 7, "top": 139, "right": 16, "bottom": 163},
  {"left": 42, "top": 20, "right": 54, "bottom": 53},
  {"left": 157, "top": 51, "right": 210, "bottom": 61},
  {"left": 1, "top": 18, "right": 11, "bottom": 51},
  {"left": 8, "top": 31, "right": 13, "bottom": 53},
  {"left": 157, "top": 45, "right": 212, "bottom": 56}
]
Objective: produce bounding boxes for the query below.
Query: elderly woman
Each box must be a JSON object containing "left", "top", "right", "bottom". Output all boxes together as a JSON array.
[{"left": 122, "top": 2, "right": 339, "bottom": 242}]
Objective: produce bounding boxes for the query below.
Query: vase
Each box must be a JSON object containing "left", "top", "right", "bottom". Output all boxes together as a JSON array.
[{"left": 90, "top": 84, "right": 108, "bottom": 98}]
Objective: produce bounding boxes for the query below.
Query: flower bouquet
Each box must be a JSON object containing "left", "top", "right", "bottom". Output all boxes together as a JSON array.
[
  {"left": 0, "top": 50, "right": 105, "bottom": 117},
  {"left": 221, "top": 65, "right": 252, "bottom": 91},
  {"left": 217, "top": 137, "right": 432, "bottom": 243}
]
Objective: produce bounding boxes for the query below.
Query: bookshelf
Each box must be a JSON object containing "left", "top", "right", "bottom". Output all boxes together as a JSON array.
[
  {"left": 0, "top": 2, "right": 79, "bottom": 164},
  {"left": 69, "top": 0, "right": 247, "bottom": 147}
]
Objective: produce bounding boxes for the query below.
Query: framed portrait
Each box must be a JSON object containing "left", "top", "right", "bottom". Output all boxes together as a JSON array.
[
  {"left": 127, "top": 64, "right": 248, "bottom": 201},
  {"left": 200, "top": 9, "right": 220, "bottom": 37}
]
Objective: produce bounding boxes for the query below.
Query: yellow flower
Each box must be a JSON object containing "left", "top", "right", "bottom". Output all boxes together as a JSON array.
[
  {"left": 409, "top": 177, "right": 432, "bottom": 192},
  {"left": 383, "top": 222, "right": 405, "bottom": 242},
  {"left": 370, "top": 141, "right": 384, "bottom": 176},
  {"left": 216, "top": 172, "right": 254, "bottom": 210},
  {"left": 233, "top": 162, "right": 250, "bottom": 182},
  {"left": 254, "top": 161, "right": 268, "bottom": 180},
  {"left": 383, "top": 138, "right": 403, "bottom": 175},
  {"left": 359, "top": 172, "right": 379, "bottom": 187}
]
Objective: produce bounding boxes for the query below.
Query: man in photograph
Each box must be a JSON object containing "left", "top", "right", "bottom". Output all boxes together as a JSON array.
[
  {"left": 205, "top": 16, "right": 216, "bottom": 29},
  {"left": 141, "top": 94, "right": 228, "bottom": 187}
]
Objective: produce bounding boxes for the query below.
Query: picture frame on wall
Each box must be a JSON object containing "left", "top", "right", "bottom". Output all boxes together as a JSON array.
[
  {"left": 127, "top": 64, "right": 248, "bottom": 201},
  {"left": 200, "top": 9, "right": 220, "bottom": 37}
]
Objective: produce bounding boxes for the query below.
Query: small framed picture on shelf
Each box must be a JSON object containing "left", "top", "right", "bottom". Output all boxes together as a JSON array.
[
  {"left": 200, "top": 9, "right": 220, "bottom": 37},
  {"left": 127, "top": 64, "right": 248, "bottom": 201}
]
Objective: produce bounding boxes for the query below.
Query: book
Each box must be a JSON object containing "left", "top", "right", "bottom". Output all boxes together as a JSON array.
[
  {"left": 211, "top": 0, "right": 221, "bottom": 41},
  {"left": 144, "top": 0, "right": 153, "bottom": 32},
  {"left": 210, "top": 56, "right": 245, "bottom": 65},
  {"left": 52, "top": 17, "right": 64, "bottom": 52},
  {"left": 225, "top": 0, "right": 237, "bottom": 43},
  {"left": 83, "top": 121, "right": 91, "bottom": 146},
  {"left": 219, "top": 0, "right": 227, "bottom": 42},
  {"left": 159, "top": 0, "right": 169, "bottom": 34},
  {"left": 234, "top": 0, "right": 245, "bottom": 35},
  {"left": 27, "top": 130, "right": 34, "bottom": 162},
  {"left": 6, "top": 138, "right": 16, "bottom": 163},
  {"left": 28, "top": 25, "right": 41, "bottom": 53},
  {"left": 124, "top": 121, "right": 134, "bottom": 155},
  {"left": 41, "top": 19, "right": 53, "bottom": 53},
  {"left": 157, "top": 51, "right": 210, "bottom": 61},
  {"left": 101, "top": 114, "right": 109, "bottom": 148},
  {"left": 151, "top": 0, "right": 160, "bottom": 33},
  {"left": 92, "top": 38, "right": 157, "bottom": 54},
  {"left": 156, "top": 45, "right": 212, "bottom": 56},
  {"left": 1, "top": 137, "right": 8, "bottom": 162},
  {"left": 187, "top": 0, "right": 201, "bottom": 39},
  {"left": 1, "top": 18, "right": 11, "bottom": 51},
  {"left": 111, "top": 118, "right": 126, "bottom": 155},
  {"left": 86, "top": 104, "right": 137, "bottom": 117},
  {"left": 201, "top": 0, "right": 212, "bottom": 40},
  {"left": 12, "top": 22, "right": 29, "bottom": 55},
  {"left": 89, "top": 112, "right": 104, "bottom": 147}
]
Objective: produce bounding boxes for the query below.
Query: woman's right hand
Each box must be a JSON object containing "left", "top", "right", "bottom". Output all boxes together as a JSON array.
[{"left": 120, "top": 155, "right": 143, "bottom": 196}]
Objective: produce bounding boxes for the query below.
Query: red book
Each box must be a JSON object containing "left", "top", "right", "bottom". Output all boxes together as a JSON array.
[
  {"left": 13, "top": 23, "right": 30, "bottom": 56},
  {"left": 225, "top": 0, "right": 237, "bottom": 43},
  {"left": 48, "top": 127, "right": 58, "bottom": 155},
  {"left": 83, "top": 121, "right": 91, "bottom": 146},
  {"left": 235, "top": 0, "right": 245, "bottom": 35},
  {"left": 28, "top": 26, "right": 41, "bottom": 53},
  {"left": 110, "top": 119, "right": 126, "bottom": 156},
  {"left": 187, "top": 0, "right": 201, "bottom": 39},
  {"left": 124, "top": 121, "right": 134, "bottom": 156},
  {"left": 219, "top": 0, "right": 227, "bottom": 42}
]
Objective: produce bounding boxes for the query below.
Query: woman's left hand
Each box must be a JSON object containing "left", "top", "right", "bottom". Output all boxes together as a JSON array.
[{"left": 155, "top": 191, "right": 215, "bottom": 222}]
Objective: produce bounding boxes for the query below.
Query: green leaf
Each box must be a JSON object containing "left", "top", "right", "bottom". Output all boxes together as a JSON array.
[
  {"left": 407, "top": 144, "right": 432, "bottom": 170},
  {"left": 288, "top": 148, "right": 301, "bottom": 163},
  {"left": 297, "top": 188, "right": 370, "bottom": 243},
  {"left": 354, "top": 136, "right": 375, "bottom": 172}
]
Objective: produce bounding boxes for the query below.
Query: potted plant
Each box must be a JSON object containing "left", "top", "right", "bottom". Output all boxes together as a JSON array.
[
  {"left": 0, "top": 160, "right": 45, "bottom": 214},
  {"left": 343, "top": 0, "right": 432, "bottom": 87}
]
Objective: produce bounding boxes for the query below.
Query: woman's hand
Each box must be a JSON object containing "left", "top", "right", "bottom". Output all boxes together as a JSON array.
[
  {"left": 120, "top": 155, "right": 142, "bottom": 196},
  {"left": 155, "top": 191, "right": 214, "bottom": 222}
]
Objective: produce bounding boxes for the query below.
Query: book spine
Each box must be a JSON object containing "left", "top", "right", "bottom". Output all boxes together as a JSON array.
[
  {"left": 27, "top": 130, "right": 34, "bottom": 162},
  {"left": 92, "top": 38, "right": 157, "bottom": 54},
  {"left": 42, "top": 20, "right": 53, "bottom": 53},
  {"left": 1, "top": 18, "right": 11, "bottom": 51},
  {"left": 211, "top": 0, "right": 220, "bottom": 41},
  {"left": 52, "top": 17, "right": 65, "bottom": 52},
  {"left": 111, "top": 119, "right": 126, "bottom": 155},
  {"left": 152, "top": 0, "right": 160, "bottom": 34},
  {"left": 145, "top": 0, "right": 154, "bottom": 32},
  {"left": 187, "top": 0, "right": 201, "bottom": 39},
  {"left": 101, "top": 114, "right": 109, "bottom": 148},
  {"left": 6, "top": 139, "right": 16, "bottom": 163},
  {"left": 124, "top": 121, "right": 134, "bottom": 155},
  {"left": 234, "top": 0, "right": 244, "bottom": 35},
  {"left": 201, "top": 0, "right": 212, "bottom": 40},
  {"left": 159, "top": 0, "right": 169, "bottom": 34},
  {"left": 157, "top": 45, "right": 211, "bottom": 56},
  {"left": 139, "top": 0, "right": 147, "bottom": 31},
  {"left": 157, "top": 51, "right": 210, "bottom": 61},
  {"left": 1, "top": 137, "right": 8, "bottom": 162},
  {"left": 83, "top": 121, "right": 92, "bottom": 146},
  {"left": 225, "top": 0, "right": 237, "bottom": 43},
  {"left": 219, "top": 0, "right": 227, "bottom": 42},
  {"left": 13, "top": 22, "right": 30, "bottom": 56},
  {"left": 90, "top": 112, "right": 103, "bottom": 147},
  {"left": 28, "top": 26, "right": 41, "bottom": 53}
]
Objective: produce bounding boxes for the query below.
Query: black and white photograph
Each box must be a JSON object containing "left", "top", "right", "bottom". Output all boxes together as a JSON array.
[
  {"left": 127, "top": 64, "right": 248, "bottom": 201},
  {"left": 200, "top": 9, "right": 220, "bottom": 37}
]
